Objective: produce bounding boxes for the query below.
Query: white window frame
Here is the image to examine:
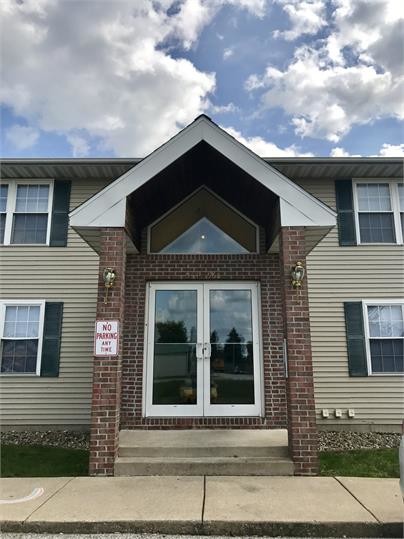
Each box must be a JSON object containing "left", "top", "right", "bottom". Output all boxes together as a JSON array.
[
  {"left": 0, "top": 183, "right": 8, "bottom": 243},
  {"left": 1, "top": 179, "right": 54, "bottom": 246},
  {"left": 362, "top": 299, "right": 404, "bottom": 376},
  {"left": 353, "top": 179, "right": 404, "bottom": 245},
  {"left": 0, "top": 300, "right": 45, "bottom": 376}
]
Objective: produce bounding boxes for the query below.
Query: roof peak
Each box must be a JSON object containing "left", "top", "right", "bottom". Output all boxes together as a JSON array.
[{"left": 193, "top": 113, "right": 213, "bottom": 123}]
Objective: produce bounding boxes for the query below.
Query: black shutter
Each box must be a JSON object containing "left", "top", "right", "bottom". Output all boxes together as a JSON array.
[
  {"left": 335, "top": 180, "right": 357, "bottom": 246},
  {"left": 41, "top": 302, "right": 63, "bottom": 377},
  {"left": 50, "top": 181, "right": 71, "bottom": 247},
  {"left": 344, "top": 302, "right": 368, "bottom": 377}
]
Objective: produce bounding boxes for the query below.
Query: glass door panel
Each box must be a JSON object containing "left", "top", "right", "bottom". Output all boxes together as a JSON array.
[
  {"left": 146, "top": 282, "right": 261, "bottom": 417},
  {"left": 146, "top": 284, "right": 204, "bottom": 416},
  {"left": 204, "top": 284, "right": 261, "bottom": 416}
]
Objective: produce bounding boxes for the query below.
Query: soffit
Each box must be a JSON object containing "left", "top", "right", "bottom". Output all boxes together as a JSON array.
[
  {"left": 0, "top": 160, "right": 138, "bottom": 181},
  {"left": 1, "top": 158, "right": 400, "bottom": 183}
]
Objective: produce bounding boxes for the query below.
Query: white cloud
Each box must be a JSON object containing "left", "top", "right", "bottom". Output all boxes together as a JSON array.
[
  {"left": 210, "top": 102, "right": 239, "bottom": 114},
  {"left": 171, "top": 0, "right": 217, "bottom": 50},
  {"left": 330, "top": 144, "right": 404, "bottom": 157},
  {"left": 247, "top": 0, "right": 404, "bottom": 142},
  {"left": 66, "top": 134, "right": 91, "bottom": 158},
  {"left": 273, "top": 0, "right": 326, "bottom": 41},
  {"left": 5, "top": 124, "right": 39, "bottom": 150},
  {"left": 0, "top": 0, "right": 267, "bottom": 157},
  {"left": 377, "top": 143, "right": 404, "bottom": 157},
  {"left": 223, "top": 47, "right": 234, "bottom": 60},
  {"left": 330, "top": 147, "right": 361, "bottom": 157},
  {"left": 223, "top": 126, "right": 314, "bottom": 156},
  {"left": 228, "top": 0, "right": 267, "bottom": 17},
  {"left": 170, "top": 0, "right": 266, "bottom": 49}
]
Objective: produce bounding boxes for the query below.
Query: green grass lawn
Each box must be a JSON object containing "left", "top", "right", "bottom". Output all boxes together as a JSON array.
[
  {"left": 320, "top": 448, "right": 399, "bottom": 478},
  {"left": 0, "top": 444, "right": 399, "bottom": 478},
  {"left": 1, "top": 444, "right": 89, "bottom": 477}
]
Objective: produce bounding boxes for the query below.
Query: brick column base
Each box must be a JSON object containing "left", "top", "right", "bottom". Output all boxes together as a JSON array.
[
  {"left": 89, "top": 228, "right": 127, "bottom": 476},
  {"left": 280, "top": 227, "right": 319, "bottom": 476}
]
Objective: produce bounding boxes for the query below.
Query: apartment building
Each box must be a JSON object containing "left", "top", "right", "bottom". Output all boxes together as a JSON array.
[{"left": 0, "top": 116, "right": 403, "bottom": 475}]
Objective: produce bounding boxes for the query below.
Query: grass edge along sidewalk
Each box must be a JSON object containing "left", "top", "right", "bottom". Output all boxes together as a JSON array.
[
  {"left": 1, "top": 445, "right": 89, "bottom": 477},
  {"left": 1, "top": 444, "right": 400, "bottom": 478}
]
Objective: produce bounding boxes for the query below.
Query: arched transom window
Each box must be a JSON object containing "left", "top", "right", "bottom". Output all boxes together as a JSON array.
[{"left": 149, "top": 188, "right": 258, "bottom": 254}]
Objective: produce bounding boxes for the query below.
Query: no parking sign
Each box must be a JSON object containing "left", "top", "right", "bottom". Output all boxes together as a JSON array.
[{"left": 94, "top": 320, "right": 119, "bottom": 356}]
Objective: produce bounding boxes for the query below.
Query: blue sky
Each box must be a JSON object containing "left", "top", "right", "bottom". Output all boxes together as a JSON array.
[{"left": 1, "top": 0, "right": 403, "bottom": 158}]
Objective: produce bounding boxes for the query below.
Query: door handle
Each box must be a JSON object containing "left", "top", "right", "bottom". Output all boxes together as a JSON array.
[{"left": 203, "top": 343, "right": 211, "bottom": 359}]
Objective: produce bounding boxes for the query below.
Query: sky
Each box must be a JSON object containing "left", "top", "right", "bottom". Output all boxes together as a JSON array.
[{"left": 0, "top": 0, "right": 403, "bottom": 158}]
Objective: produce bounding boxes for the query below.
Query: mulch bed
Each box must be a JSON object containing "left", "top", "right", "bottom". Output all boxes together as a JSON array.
[
  {"left": 1, "top": 430, "right": 89, "bottom": 450},
  {"left": 319, "top": 430, "right": 401, "bottom": 452},
  {"left": 1, "top": 429, "right": 401, "bottom": 452}
]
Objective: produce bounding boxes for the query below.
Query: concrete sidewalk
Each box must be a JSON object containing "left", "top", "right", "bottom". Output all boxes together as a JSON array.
[{"left": 0, "top": 475, "right": 402, "bottom": 537}]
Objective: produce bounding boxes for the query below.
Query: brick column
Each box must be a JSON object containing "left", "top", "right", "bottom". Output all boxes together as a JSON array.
[
  {"left": 279, "top": 227, "right": 319, "bottom": 475},
  {"left": 89, "top": 228, "right": 127, "bottom": 476}
]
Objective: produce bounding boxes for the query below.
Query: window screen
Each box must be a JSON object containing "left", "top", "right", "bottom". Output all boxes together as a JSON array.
[
  {"left": 0, "top": 184, "right": 8, "bottom": 244},
  {"left": 367, "top": 304, "right": 404, "bottom": 373},
  {"left": 357, "top": 184, "right": 395, "bottom": 243},
  {"left": 1, "top": 305, "right": 41, "bottom": 373},
  {"left": 11, "top": 185, "right": 49, "bottom": 244}
]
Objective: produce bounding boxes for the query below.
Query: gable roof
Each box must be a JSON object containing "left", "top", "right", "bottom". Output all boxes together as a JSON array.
[{"left": 69, "top": 115, "right": 336, "bottom": 234}]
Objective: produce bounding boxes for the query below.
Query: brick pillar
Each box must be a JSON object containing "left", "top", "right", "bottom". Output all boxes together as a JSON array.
[
  {"left": 89, "top": 228, "right": 127, "bottom": 476},
  {"left": 279, "top": 227, "right": 319, "bottom": 475}
]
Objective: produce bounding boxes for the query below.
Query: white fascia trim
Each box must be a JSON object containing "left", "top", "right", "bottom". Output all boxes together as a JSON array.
[
  {"left": 86, "top": 198, "right": 126, "bottom": 227},
  {"left": 279, "top": 199, "right": 335, "bottom": 226},
  {"left": 69, "top": 116, "right": 336, "bottom": 228},
  {"left": 69, "top": 120, "right": 203, "bottom": 227},
  {"left": 201, "top": 121, "right": 336, "bottom": 225}
]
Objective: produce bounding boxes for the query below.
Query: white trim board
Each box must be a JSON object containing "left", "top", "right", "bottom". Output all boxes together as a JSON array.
[
  {"left": 0, "top": 300, "right": 45, "bottom": 377},
  {"left": 362, "top": 299, "right": 404, "bottom": 377},
  {"left": 70, "top": 116, "right": 336, "bottom": 231}
]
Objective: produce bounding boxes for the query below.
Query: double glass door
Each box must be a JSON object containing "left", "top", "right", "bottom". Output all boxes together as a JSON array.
[{"left": 145, "top": 282, "right": 261, "bottom": 417}]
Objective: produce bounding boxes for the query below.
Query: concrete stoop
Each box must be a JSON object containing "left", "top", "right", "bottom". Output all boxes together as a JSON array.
[{"left": 114, "top": 428, "right": 294, "bottom": 476}]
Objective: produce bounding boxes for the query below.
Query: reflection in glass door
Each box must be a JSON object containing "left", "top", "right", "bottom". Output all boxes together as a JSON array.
[
  {"left": 203, "top": 284, "right": 261, "bottom": 417},
  {"left": 145, "top": 282, "right": 261, "bottom": 417},
  {"left": 146, "top": 284, "right": 204, "bottom": 417}
]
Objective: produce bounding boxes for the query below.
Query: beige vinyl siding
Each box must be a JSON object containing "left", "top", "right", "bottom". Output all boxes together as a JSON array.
[
  {"left": 1, "top": 173, "right": 402, "bottom": 431},
  {"left": 298, "top": 178, "right": 404, "bottom": 430},
  {"left": 0, "top": 178, "right": 109, "bottom": 427}
]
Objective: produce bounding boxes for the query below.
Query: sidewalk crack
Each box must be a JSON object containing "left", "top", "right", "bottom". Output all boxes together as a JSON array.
[
  {"left": 23, "top": 476, "right": 75, "bottom": 524},
  {"left": 334, "top": 476, "right": 381, "bottom": 524},
  {"left": 201, "top": 475, "right": 206, "bottom": 524}
]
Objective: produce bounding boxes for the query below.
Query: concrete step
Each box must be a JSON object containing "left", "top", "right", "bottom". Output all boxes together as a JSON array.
[
  {"left": 114, "top": 456, "right": 294, "bottom": 476},
  {"left": 118, "top": 429, "right": 289, "bottom": 458}
]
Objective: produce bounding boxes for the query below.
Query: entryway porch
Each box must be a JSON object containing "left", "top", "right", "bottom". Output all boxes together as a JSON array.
[
  {"left": 115, "top": 428, "right": 293, "bottom": 476},
  {"left": 70, "top": 116, "right": 336, "bottom": 476}
]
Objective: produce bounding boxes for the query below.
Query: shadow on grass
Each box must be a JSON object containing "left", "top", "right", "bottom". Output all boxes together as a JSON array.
[{"left": 1, "top": 444, "right": 89, "bottom": 477}]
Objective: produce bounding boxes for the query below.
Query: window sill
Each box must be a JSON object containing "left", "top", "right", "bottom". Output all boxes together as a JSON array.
[
  {"left": 1, "top": 243, "right": 49, "bottom": 247},
  {"left": 0, "top": 373, "right": 40, "bottom": 377},
  {"left": 368, "top": 372, "right": 404, "bottom": 376},
  {"left": 357, "top": 242, "right": 403, "bottom": 246}
]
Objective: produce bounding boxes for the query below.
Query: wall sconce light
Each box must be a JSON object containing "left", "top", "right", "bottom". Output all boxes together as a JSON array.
[
  {"left": 291, "top": 261, "right": 305, "bottom": 289},
  {"left": 103, "top": 268, "right": 116, "bottom": 304}
]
